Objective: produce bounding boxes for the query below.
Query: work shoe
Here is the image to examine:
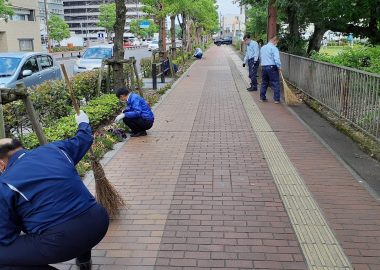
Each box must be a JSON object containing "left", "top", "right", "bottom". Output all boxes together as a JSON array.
[
  {"left": 75, "top": 259, "right": 92, "bottom": 270},
  {"left": 247, "top": 87, "right": 257, "bottom": 91},
  {"left": 130, "top": 131, "right": 147, "bottom": 137}
]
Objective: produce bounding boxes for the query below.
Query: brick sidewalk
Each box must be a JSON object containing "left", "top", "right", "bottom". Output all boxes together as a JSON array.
[{"left": 55, "top": 46, "right": 380, "bottom": 270}]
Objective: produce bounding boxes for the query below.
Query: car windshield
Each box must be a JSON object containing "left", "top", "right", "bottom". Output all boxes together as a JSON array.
[
  {"left": 82, "top": 48, "right": 112, "bottom": 59},
  {"left": 0, "top": 57, "right": 21, "bottom": 77}
]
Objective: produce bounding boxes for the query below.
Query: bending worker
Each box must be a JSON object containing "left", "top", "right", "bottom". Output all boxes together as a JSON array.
[
  {"left": 0, "top": 111, "right": 109, "bottom": 270},
  {"left": 242, "top": 34, "right": 260, "bottom": 91},
  {"left": 114, "top": 87, "right": 155, "bottom": 137}
]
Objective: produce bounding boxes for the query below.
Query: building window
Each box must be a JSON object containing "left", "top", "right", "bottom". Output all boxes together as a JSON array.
[{"left": 19, "top": 39, "right": 34, "bottom": 51}]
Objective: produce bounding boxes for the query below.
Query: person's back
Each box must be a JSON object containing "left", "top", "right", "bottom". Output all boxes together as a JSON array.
[
  {"left": 0, "top": 115, "right": 109, "bottom": 270},
  {"left": 0, "top": 142, "right": 96, "bottom": 243}
]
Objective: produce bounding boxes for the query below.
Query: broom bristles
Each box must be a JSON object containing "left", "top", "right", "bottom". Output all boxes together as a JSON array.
[
  {"left": 91, "top": 159, "right": 126, "bottom": 218},
  {"left": 280, "top": 72, "right": 301, "bottom": 106}
]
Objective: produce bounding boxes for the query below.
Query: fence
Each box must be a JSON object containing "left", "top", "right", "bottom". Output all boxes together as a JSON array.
[{"left": 281, "top": 52, "right": 380, "bottom": 142}]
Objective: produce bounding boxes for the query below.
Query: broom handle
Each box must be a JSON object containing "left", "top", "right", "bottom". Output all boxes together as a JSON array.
[
  {"left": 279, "top": 70, "right": 286, "bottom": 83},
  {"left": 60, "top": 64, "right": 80, "bottom": 115},
  {"left": 60, "top": 64, "right": 97, "bottom": 158}
]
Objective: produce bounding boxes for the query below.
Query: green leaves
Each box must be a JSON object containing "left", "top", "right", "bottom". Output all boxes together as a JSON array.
[
  {"left": 98, "top": 3, "right": 116, "bottom": 33},
  {"left": 0, "top": 0, "right": 14, "bottom": 21},
  {"left": 130, "top": 18, "right": 158, "bottom": 38},
  {"left": 48, "top": 15, "right": 70, "bottom": 44}
]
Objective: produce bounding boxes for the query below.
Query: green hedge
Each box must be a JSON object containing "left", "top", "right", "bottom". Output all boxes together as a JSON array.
[
  {"left": 3, "top": 70, "right": 108, "bottom": 137},
  {"left": 311, "top": 46, "right": 380, "bottom": 74},
  {"left": 21, "top": 94, "right": 122, "bottom": 149}
]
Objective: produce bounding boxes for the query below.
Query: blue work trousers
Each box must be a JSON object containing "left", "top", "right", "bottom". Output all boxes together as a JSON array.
[
  {"left": 248, "top": 58, "right": 259, "bottom": 90},
  {"left": 260, "top": 65, "right": 281, "bottom": 101},
  {"left": 123, "top": 117, "right": 154, "bottom": 133},
  {"left": 0, "top": 204, "right": 109, "bottom": 270}
]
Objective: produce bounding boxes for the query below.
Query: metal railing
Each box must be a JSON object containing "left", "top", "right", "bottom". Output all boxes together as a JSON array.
[{"left": 281, "top": 52, "right": 380, "bottom": 142}]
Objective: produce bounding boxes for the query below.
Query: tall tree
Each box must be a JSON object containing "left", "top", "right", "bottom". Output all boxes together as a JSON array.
[
  {"left": 129, "top": 18, "right": 158, "bottom": 38},
  {"left": 113, "top": 0, "right": 127, "bottom": 89},
  {"left": 98, "top": 3, "right": 116, "bottom": 40},
  {"left": 48, "top": 15, "right": 70, "bottom": 45},
  {"left": 0, "top": 0, "right": 14, "bottom": 22}
]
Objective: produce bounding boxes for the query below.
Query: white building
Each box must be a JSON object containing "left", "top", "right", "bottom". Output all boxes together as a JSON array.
[
  {"left": 63, "top": 0, "right": 146, "bottom": 41},
  {"left": 220, "top": 13, "right": 245, "bottom": 39}
]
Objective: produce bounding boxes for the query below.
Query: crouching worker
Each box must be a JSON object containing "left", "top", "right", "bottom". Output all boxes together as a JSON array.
[
  {"left": 193, "top": 47, "right": 203, "bottom": 59},
  {"left": 114, "top": 87, "right": 155, "bottom": 137},
  {"left": 0, "top": 110, "right": 109, "bottom": 270}
]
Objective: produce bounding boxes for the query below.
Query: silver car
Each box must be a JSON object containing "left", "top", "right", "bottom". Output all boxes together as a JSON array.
[
  {"left": 0, "top": 52, "right": 62, "bottom": 89},
  {"left": 74, "top": 45, "right": 113, "bottom": 74}
]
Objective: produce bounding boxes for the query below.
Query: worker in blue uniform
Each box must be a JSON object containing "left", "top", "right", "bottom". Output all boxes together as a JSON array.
[
  {"left": 260, "top": 35, "right": 282, "bottom": 103},
  {"left": 0, "top": 110, "right": 109, "bottom": 270},
  {"left": 193, "top": 47, "right": 203, "bottom": 59},
  {"left": 114, "top": 87, "right": 155, "bottom": 137},
  {"left": 243, "top": 34, "right": 260, "bottom": 91}
]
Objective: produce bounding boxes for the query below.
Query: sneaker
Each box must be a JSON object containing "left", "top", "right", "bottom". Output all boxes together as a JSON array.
[
  {"left": 259, "top": 98, "right": 267, "bottom": 102},
  {"left": 274, "top": 101, "right": 280, "bottom": 104},
  {"left": 130, "top": 131, "right": 147, "bottom": 137},
  {"left": 247, "top": 87, "right": 253, "bottom": 91}
]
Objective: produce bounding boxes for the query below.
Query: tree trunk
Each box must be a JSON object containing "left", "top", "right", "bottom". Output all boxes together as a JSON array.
[
  {"left": 113, "top": 0, "right": 126, "bottom": 90},
  {"left": 267, "top": 0, "right": 277, "bottom": 42},
  {"left": 181, "top": 12, "right": 187, "bottom": 52},
  {"left": 170, "top": 15, "right": 176, "bottom": 59},
  {"left": 307, "top": 24, "right": 326, "bottom": 55}
]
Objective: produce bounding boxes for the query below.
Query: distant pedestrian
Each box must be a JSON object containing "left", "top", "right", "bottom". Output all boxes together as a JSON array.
[
  {"left": 260, "top": 35, "right": 281, "bottom": 104},
  {"left": 347, "top": 33, "right": 354, "bottom": 47},
  {"left": 257, "top": 39, "right": 264, "bottom": 47},
  {"left": 322, "top": 38, "right": 328, "bottom": 49},
  {"left": 114, "top": 87, "right": 155, "bottom": 137},
  {"left": 242, "top": 34, "right": 260, "bottom": 91},
  {"left": 193, "top": 48, "right": 203, "bottom": 59}
]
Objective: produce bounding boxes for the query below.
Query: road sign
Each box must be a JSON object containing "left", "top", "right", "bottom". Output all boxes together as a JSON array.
[{"left": 139, "top": 20, "right": 150, "bottom": 29}]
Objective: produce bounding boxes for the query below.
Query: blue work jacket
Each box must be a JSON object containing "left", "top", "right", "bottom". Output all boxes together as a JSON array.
[
  {"left": 0, "top": 123, "right": 96, "bottom": 245},
  {"left": 122, "top": 93, "right": 154, "bottom": 122}
]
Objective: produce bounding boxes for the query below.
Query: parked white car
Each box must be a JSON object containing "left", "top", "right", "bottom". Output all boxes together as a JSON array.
[
  {"left": 73, "top": 44, "right": 113, "bottom": 74},
  {"left": 148, "top": 40, "right": 159, "bottom": 51}
]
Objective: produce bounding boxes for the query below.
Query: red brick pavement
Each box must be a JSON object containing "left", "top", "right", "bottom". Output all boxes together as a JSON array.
[{"left": 54, "top": 45, "right": 380, "bottom": 270}]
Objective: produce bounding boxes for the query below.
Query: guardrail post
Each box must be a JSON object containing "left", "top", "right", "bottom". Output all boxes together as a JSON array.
[{"left": 152, "top": 63, "right": 157, "bottom": 90}]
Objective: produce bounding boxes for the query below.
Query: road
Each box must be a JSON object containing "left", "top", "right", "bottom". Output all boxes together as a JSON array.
[{"left": 56, "top": 48, "right": 152, "bottom": 76}]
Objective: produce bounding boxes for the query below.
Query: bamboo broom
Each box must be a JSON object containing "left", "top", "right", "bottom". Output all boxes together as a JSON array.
[
  {"left": 60, "top": 64, "right": 125, "bottom": 218},
  {"left": 280, "top": 71, "right": 301, "bottom": 106}
]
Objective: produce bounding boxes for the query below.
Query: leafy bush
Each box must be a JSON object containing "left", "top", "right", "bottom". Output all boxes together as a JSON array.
[
  {"left": 52, "top": 46, "right": 83, "bottom": 52},
  {"left": 3, "top": 70, "right": 108, "bottom": 138},
  {"left": 311, "top": 46, "right": 380, "bottom": 74},
  {"left": 21, "top": 94, "right": 122, "bottom": 149}
]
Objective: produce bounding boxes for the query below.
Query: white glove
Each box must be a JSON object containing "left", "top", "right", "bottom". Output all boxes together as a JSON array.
[
  {"left": 114, "top": 113, "right": 125, "bottom": 123},
  {"left": 75, "top": 110, "right": 89, "bottom": 125}
]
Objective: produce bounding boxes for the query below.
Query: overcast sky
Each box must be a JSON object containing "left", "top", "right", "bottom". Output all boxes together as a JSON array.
[{"left": 217, "top": 0, "right": 240, "bottom": 15}]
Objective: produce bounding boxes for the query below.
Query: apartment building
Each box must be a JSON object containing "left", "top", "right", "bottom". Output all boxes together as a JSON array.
[
  {"left": 63, "top": 0, "right": 145, "bottom": 41},
  {"left": 0, "top": 0, "right": 42, "bottom": 52}
]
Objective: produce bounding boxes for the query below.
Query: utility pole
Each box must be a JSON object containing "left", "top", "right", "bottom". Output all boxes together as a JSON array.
[{"left": 43, "top": 0, "right": 51, "bottom": 52}]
